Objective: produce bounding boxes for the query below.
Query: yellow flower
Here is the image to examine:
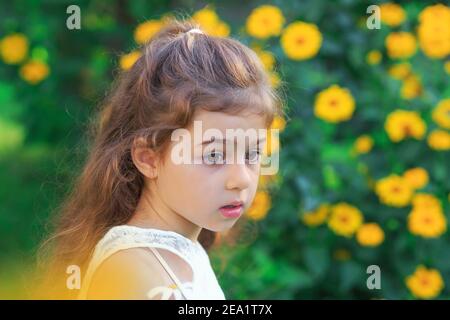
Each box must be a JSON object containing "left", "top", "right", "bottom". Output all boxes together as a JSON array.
[
  {"left": 262, "top": 130, "right": 280, "bottom": 156},
  {"left": 410, "top": 192, "right": 447, "bottom": 238},
  {"left": 419, "top": 3, "right": 450, "bottom": 23},
  {"left": 432, "top": 98, "right": 450, "bottom": 129},
  {"left": 0, "top": 33, "right": 28, "bottom": 64},
  {"left": 403, "top": 168, "right": 429, "bottom": 190},
  {"left": 19, "top": 60, "right": 50, "bottom": 84},
  {"left": 356, "top": 223, "right": 385, "bottom": 247},
  {"left": 384, "top": 110, "right": 426, "bottom": 142},
  {"left": 193, "top": 6, "right": 219, "bottom": 28},
  {"left": 328, "top": 203, "right": 363, "bottom": 237},
  {"left": 281, "top": 21, "right": 322, "bottom": 60},
  {"left": 388, "top": 62, "right": 412, "bottom": 80},
  {"left": 427, "top": 130, "right": 450, "bottom": 150},
  {"left": 408, "top": 206, "right": 447, "bottom": 238},
  {"left": 400, "top": 74, "right": 422, "bottom": 100},
  {"left": 354, "top": 135, "right": 374, "bottom": 154},
  {"left": 385, "top": 32, "right": 417, "bottom": 59},
  {"left": 417, "top": 4, "right": 450, "bottom": 59},
  {"left": 314, "top": 85, "right": 355, "bottom": 123},
  {"left": 419, "top": 32, "right": 450, "bottom": 59},
  {"left": 270, "top": 115, "right": 286, "bottom": 132},
  {"left": 269, "top": 71, "right": 281, "bottom": 88},
  {"left": 212, "top": 21, "right": 230, "bottom": 37},
  {"left": 412, "top": 193, "right": 441, "bottom": 210},
  {"left": 406, "top": 266, "right": 444, "bottom": 299},
  {"left": 245, "top": 5, "right": 284, "bottom": 39},
  {"left": 445, "top": 61, "right": 450, "bottom": 74},
  {"left": 134, "top": 20, "right": 163, "bottom": 44},
  {"left": 253, "top": 46, "right": 280, "bottom": 87},
  {"left": 192, "top": 7, "right": 230, "bottom": 37},
  {"left": 380, "top": 3, "right": 406, "bottom": 27},
  {"left": 119, "top": 51, "right": 141, "bottom": 70},
  {"left": 366, "top": 50, "right": 382, "bottom": 65},
  {"left": 301, "top": 204, "right": 329, "bottom": 227},
  {"left": 333, "top": 249, "right": 351, "bottom": 261},
  {"left": 245, "top": 191, "right": 271, "bottom": 221},
  {"left": 375, "top": 175, "right": 413, "bottom": 207},
  {"left": 0, "top": 118, "right": 25, "bottom": 153},
  {"left": 254, "top": 48, "right": 275, "bottom": 71},
  {"left": 257, "top": 174, "right": 280, "bottom": 190}
]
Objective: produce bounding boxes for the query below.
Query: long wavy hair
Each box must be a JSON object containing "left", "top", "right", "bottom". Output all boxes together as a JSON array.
[{"left": 36, "top": 18, "right": 282, "bottom": 299}]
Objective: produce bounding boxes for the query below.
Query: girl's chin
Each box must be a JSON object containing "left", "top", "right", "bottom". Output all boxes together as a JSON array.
[{"left": 204, "top": 220, "right": 240, "bottom": 233}]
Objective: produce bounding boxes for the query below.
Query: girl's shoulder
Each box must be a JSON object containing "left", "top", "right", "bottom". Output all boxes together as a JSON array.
[
  {"left": 78, "top": 225, "right": 204, "bottom": 299},
  {"left": 86, "top": 246, "right": 194, "bottom": 299}
]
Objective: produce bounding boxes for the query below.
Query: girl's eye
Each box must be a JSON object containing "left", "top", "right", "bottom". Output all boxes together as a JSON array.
[
  {"left": 246, "top": 149, "right": 261, "bottom": 164},
  {"left": 203, "top": 151, "right": 224, "bottom": 165}
]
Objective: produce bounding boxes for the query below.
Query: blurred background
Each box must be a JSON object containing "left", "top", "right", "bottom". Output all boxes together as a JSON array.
[{"left": 0, "top": 0, "right": 449, "bottom": 299}]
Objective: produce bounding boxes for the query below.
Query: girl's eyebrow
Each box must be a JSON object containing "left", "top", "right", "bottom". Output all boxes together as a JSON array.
[{"left": 198, "top": 137, "right": 267, "bottom": 146}]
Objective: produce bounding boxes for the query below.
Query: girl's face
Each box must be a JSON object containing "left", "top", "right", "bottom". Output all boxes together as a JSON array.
[{"left": 155, "top": 109, "right": 267, "bottom": 232}]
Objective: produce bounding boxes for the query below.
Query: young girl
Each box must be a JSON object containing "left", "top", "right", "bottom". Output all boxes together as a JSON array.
[{"left": 38, "top": 19, "right": 281, "bottom": 300}]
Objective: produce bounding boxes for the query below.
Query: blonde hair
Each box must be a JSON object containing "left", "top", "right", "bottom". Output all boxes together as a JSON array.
[{"left": 37, "top": 18, "right": 282, "bottom": 299}]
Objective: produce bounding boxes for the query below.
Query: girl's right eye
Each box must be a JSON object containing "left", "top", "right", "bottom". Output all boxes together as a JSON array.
[{"left": 203, "top": 151, "right": 224, "bottom": 165}]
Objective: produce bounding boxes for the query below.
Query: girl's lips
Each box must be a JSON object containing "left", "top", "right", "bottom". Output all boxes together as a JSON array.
[{"left": 219, "top": 204, "right": 243, "bottom": 218}]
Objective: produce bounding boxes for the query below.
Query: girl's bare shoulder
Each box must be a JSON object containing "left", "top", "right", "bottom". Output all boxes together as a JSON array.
[{"left": 86, "top": 247, "right": 193, "bottom": 299}]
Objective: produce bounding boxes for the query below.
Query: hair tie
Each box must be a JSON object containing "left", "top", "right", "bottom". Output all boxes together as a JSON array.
[{"left": 186, "top": 28, "right": 204, "bottom": 35}]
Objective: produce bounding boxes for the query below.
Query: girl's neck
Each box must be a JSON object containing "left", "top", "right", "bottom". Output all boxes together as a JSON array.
[{"left": 127, "top": 188, "right": 202, "bottom": 243}]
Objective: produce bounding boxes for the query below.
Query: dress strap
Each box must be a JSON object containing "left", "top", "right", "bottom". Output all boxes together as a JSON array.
[{"left": 148, "top": 247, "right": 191, "bottom": 300}]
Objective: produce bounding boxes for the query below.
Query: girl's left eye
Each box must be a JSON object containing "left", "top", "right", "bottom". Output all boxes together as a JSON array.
[
  {"left": 246, "top": 149, "right": 261, "bottom": 164},
  {"left": 203, "top": 151, "right": 225, "bottom": 165}
]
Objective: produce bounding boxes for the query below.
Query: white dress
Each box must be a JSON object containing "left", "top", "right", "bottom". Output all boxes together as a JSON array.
[{"left": 77, "top": 225, "right": 226, "bottom": 300}]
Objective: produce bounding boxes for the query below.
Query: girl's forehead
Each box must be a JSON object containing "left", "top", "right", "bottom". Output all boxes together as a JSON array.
[{"left": 188, "top": 110, "right": 267, "bottom": 132}]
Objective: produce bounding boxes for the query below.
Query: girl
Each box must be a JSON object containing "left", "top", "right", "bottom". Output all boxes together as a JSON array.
[{"left": 38, "top": 19, "right": 281, "bottom": 300}]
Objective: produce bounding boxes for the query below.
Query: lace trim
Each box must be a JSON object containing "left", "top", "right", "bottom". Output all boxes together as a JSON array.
[{"left": 97, "top": 225, "right": 203, "bottom": 261}]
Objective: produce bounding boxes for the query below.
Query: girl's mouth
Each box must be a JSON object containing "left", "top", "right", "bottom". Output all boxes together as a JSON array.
[{"left": 219, "top": 203, "right": 244, "bottom": 218}]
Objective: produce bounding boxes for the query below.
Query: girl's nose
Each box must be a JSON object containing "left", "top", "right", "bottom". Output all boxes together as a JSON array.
[{"left": 225, "top": 163, "right": 252, "bottom": 191}]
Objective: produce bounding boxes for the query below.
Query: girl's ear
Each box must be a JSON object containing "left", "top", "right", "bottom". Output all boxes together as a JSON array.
[{"left": 131, "top": 137, "right": 159, "bottom": 179}]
